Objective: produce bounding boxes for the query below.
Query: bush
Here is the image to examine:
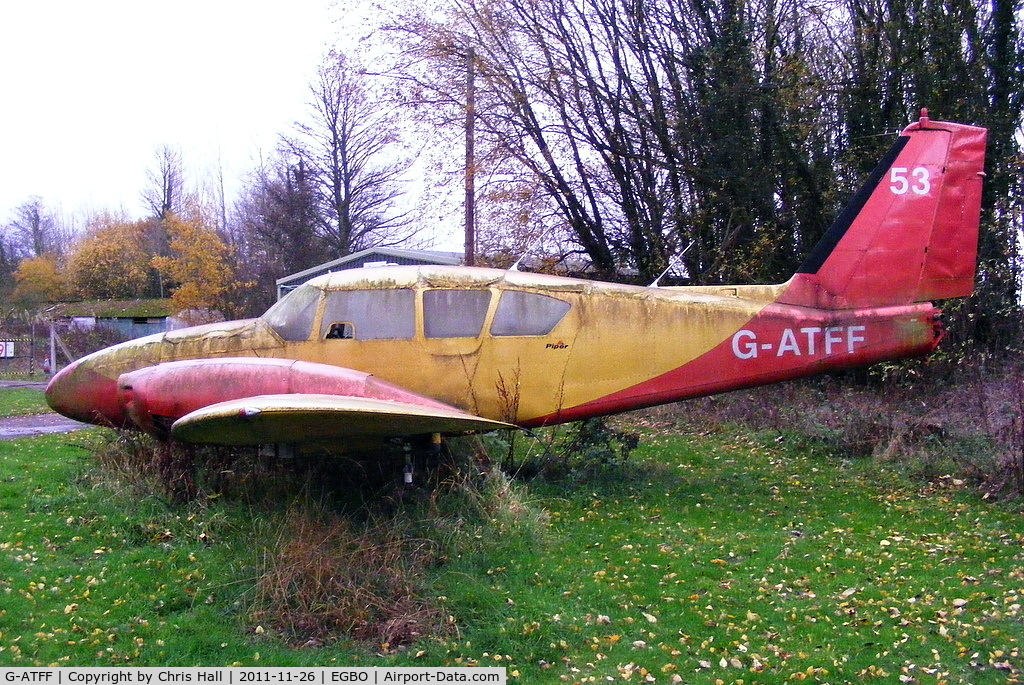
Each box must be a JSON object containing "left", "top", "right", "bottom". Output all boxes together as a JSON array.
[
  {"left": 250, "top": 500, "right": 447, "bottom": 646},
  {"left": 505, "top": 417, "right": 640, "bottom": 483}
]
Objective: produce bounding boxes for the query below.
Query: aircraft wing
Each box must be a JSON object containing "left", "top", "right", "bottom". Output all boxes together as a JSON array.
[
  {"left": 170, "top": 393, "right": 514, "bottom": 445},
  {"left": 43, "top": 357, "right": 515, "bottom": 445}
]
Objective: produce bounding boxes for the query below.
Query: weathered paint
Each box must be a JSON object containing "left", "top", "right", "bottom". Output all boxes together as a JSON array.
[
  {"left": 45, "top": 115, "right": 988, "bottom": 445},
  {"left": 529, "top": 301, "right": 941, "bottom": 425},
  {"left": 171, "top": 394, "right": 512, "bottom": 445},
  {"left": 117, "top": 358, "right": 474, "bottom": 438}
]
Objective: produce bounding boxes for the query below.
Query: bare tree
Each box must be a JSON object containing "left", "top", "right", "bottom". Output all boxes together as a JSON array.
[
  {"left": 232, "top": 155, "right": 328, "bottom": 313},
  {"left": 0, "top": 225, "right": 20, "bottom": 301},
  {"left": 390, "top": 0, "right": 793, "bottom": 280},
  {"left": 142, "top": 145, "right": 186, "bottom": 219},
  {"left": 8, "top": 196, "right": 60, "bottom": 258},
  {"left": 283, "top": 50, "right": 416, "bottom": 257},
  {"left": 138, "top": 145, "right": 190, "bottom": 298}
]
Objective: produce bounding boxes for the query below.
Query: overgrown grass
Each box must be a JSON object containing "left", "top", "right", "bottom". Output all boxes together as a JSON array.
[
  {"left": 3, "top": 418, "right": 1024, "bottom": 681},
  {"left": 669, "top": 362, "right": 1024, "bottom": 499}
]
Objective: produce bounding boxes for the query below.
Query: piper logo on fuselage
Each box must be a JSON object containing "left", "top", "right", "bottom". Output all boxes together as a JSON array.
[{"left": 731, "top": 325, "right": 866, "bottom": 360}]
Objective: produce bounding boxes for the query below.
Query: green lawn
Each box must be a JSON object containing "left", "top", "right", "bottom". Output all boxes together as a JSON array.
[
  {"left": 1, "top": 420, "right": 1022, "bottom": 682},
  {"left": 0, "top": 387, "right": 50, "bottom": 416}
]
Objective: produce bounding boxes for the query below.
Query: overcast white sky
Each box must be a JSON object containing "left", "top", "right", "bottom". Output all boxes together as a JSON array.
[{"left": 0, "top": 0, "right": 355, "bottom": 226}]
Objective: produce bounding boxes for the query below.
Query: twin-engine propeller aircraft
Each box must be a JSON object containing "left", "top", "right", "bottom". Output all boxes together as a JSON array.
[{"left": 47, "top": 112, "right": 987, "bottom": 449}]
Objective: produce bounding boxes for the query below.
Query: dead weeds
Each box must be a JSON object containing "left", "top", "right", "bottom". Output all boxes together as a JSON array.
[
  {"left": 250, "top": 500, "right": 449, "bottom": 648},
  {"left": 641, "top": 356, "right": 1024, "bottom": 500}
]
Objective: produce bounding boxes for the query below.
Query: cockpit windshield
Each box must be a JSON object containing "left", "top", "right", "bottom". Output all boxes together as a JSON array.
[{"left": 261, "top": 284, "right": 321, "bottom": 341}]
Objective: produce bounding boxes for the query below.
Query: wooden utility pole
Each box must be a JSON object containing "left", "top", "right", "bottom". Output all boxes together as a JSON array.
[{"left": 464, "top": 48, "right": 476, "bottom": 266}]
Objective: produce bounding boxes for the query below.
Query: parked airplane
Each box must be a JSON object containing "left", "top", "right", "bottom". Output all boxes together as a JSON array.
[{"left": 47, "top": 112, "right": 987, "bottom": 448}]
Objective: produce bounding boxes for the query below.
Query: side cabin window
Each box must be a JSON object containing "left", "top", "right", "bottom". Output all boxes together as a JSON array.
[
  {"left": 491, "top": 291, "right": 570, "bottom": 336},
  {"left": 261, "top": 284, "right": 321, "bottom": 341},
  {"left": 325, "top": 322, "right": 354, "bottom": 339},
  {"left": 424, "top": 289, "right": 491, "bottom": 338},
  {"left": 321, "top": 289, "right": 415, "bottom": 340}
]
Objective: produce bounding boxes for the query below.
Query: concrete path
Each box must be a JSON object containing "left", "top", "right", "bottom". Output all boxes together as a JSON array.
[
  {"left": 0, "top": 380, "right": 48, "bottom": 389},
  {"left": 0, "top": 413, "right": 91, "bottom": 439}
]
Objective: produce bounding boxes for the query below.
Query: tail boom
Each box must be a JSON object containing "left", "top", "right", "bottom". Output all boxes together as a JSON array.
[{"left": 528, "top": 300, "right": 942, "bottom": 426}]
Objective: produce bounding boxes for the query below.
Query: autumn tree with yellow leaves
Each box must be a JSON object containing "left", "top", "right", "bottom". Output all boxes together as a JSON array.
[
  {"left": 11, "top": 254, "right": 67, "bottom": 307},
  {"left": 66, "top": 217, "right": 153, "bottom": 300},
  {"left": 152, "top": 208, "right": 243, "bottom": 325}
]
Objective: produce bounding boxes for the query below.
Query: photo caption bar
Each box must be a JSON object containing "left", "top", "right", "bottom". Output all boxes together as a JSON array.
[{"left": 0, "top": 668, "right": 505, "bottom": 685}]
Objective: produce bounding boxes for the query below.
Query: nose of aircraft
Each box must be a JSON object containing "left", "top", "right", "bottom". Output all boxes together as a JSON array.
[{"left": 45, "top": 358, "right": 128, "bottom": 427}]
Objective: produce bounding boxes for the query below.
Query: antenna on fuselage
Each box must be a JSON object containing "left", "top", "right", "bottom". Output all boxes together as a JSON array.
[
  {"left": 649, "top": 241, "right": 695, "bottom": 287},
  {"left": 509, "top": 236, "right": 543, "bottom": 272}
]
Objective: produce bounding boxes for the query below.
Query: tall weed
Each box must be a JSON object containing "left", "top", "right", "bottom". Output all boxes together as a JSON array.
[{"left": 250, "top": 498, "right": 447, "bottom": 647}]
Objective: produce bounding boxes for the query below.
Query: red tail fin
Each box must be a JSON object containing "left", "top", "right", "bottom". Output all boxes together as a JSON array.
[{"left": 780, "top": 112, "right": 987, "bottom": 309}]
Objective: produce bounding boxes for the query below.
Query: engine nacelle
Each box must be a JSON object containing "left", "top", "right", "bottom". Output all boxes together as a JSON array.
[{"left": 116, "top": 357, "right": 451, "bottom": 439}]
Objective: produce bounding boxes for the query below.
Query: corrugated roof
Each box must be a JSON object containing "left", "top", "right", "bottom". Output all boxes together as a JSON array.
[{"left": 276, "top": 248, "right": 463, "bottom": 287}]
